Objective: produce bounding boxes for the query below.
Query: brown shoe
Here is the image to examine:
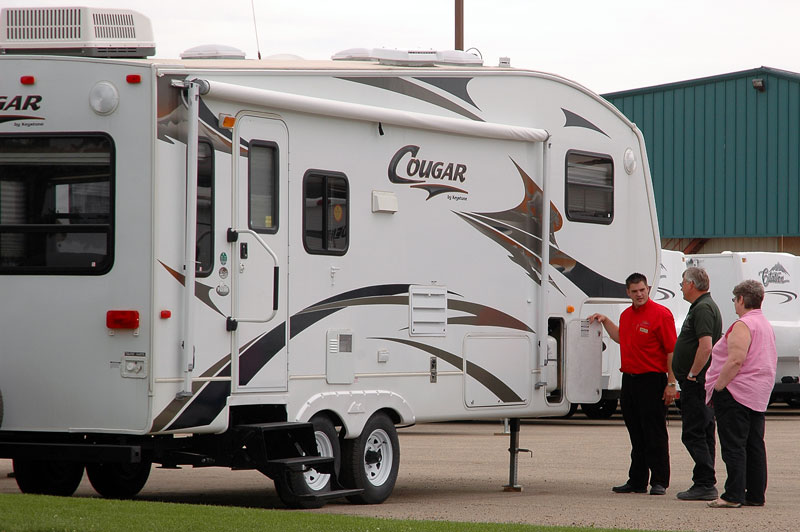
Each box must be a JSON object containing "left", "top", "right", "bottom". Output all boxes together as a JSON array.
[{"left": 707, "top": 498, "right": 742, "bottom": 508}]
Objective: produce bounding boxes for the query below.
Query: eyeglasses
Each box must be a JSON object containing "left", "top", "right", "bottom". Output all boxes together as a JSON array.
[{"left": 731, "top": 296, "right": 738, "bottom": 302}]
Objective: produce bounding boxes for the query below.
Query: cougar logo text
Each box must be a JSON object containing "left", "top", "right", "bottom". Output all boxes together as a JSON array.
[{"left": 387, "top": 145, "right": 469, "bottom": 200}]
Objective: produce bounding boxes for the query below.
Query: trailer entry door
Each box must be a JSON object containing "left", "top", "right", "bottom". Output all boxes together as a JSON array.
[{"left": 231, "top": 115, "right": 289, "bottom": 392}]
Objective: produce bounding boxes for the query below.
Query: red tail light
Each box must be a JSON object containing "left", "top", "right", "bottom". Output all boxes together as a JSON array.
[
  {"left": 106, "top": 310, "right": 140, "bottom": 329},
  {"left": 20, "top": 76, "right": 35, "bottom": 85}
]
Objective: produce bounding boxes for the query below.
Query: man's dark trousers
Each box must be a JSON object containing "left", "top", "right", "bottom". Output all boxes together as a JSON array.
[
  {"left": 620, "top": 372, "right": 670, "bottom": 488},
  {"left": 713, "top": 388, "right": 767, "bottom": 504},
  {"left": 678, "top": 378, "right": 716, "bottom": 488}
]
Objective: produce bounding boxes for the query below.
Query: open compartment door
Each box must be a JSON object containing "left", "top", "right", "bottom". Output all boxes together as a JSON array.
[{"left": 564, "top": 319, "right": 603, "bottom": 404}]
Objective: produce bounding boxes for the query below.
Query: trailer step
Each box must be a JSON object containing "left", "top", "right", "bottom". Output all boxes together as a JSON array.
[
  {"left": 267, "top": 455, "right": 333, "bottom": 472},
  {"left": 295, "top": 488, "right": 364, "bottom": 502}
]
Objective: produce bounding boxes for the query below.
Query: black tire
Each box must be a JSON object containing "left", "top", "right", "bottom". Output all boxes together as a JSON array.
[
  {"left": 86, "top": 461, "right": 152, "bottom": 499},
  {"left": 273, "top": 415, "right": 340, "bottom": 509},
  {"left": 561, "top": 403, "right": 579, "bottom": 418},
  {"left": 340, "top": 411, "right": 399, "bottom": 505},
  {"left": 786, "top": 396, "right": 800, "bottom": 408},
  {"left": 580, "top": 398, "right": 618, "bottom": 419},
  {"left": 13, "top": 459, "right": 84, "bottom": 496}
]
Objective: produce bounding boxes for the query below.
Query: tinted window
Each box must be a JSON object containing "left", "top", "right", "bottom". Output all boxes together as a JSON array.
[
  {"left": 303, "top": 172, "right": 348, "bottom": 254},
  {"left": 0, "top": 135, "right": 113, "bottom": 274},
  {"left": 565, "top": 151, "right": 613, "bottom": 224},
  {"left": 249, "top": 142, "right": 278, "bottom": 233},
  {"left": 196, "top": 139, "right": 214, "bottom": 276}
]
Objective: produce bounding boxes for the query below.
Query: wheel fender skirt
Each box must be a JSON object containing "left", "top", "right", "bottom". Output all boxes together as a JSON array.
[{"left": 295, "top": 390, "right": 414, "bottom": 438}]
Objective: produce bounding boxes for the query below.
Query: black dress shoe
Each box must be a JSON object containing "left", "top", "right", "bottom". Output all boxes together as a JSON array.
[
  {"left": 612, "top": 482, "right": 647, "bottom": 493},
  {"left": 650, "top": 484, "right": 666, "bottom": 495}
]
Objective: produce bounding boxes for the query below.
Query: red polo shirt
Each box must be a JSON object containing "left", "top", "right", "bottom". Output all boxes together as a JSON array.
[{"left": 618, "top": 298, "right": 677, "bottom": 374}]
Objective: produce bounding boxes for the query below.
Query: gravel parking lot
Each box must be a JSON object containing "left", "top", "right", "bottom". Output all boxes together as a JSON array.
[{"left": 2, "top": 408, "right": 798, "bottom": 532}]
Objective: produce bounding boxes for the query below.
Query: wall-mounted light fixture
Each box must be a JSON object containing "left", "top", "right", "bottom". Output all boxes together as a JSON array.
[{"left": 752, "top": 78, "right": 766, "bottom": 92}]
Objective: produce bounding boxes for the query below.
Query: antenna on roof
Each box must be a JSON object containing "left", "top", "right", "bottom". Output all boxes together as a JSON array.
[{"left": 251, "top": 0, "right": 262, "bottom": 60}]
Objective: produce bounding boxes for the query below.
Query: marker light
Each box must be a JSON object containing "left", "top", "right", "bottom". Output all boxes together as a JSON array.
[
  {"left": 126, "top": 74, "right": 142, "bottom": 84},
  {"left": 20, "top": 76, "right": 35, "bottom": 85},
  {"left": 107, "top": 310, "right": 140, "bottom": 329},
  {"left": 566, "top": 305, "right": 575, "bottom": 314},
  {"left": 219, "top": 114, "right": 236, "bottom": 128},
  {"left": 160, "top": 310, "right": 172, "bottom": 319}
]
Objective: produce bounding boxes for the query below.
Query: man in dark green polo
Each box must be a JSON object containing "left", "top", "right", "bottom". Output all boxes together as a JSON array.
[{"left": 673, "top": 266, "right": 723, "bottom": 501}]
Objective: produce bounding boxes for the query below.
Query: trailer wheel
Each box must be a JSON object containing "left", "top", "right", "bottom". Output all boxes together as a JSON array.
[
  {"left": 340, "top": 411, "right": 399, "bottom": 504},
  {"left": 580, "top": 398, "right": 618, "bottom": 419},
  {"left": 13, "top": 459, "right": 84, "bottom": 496},
  {"left": 86, "top": 461, "right": 152, "bottom": 499},
  {"left": 273, "top": 415, "right": 339, "bottom": 509}
]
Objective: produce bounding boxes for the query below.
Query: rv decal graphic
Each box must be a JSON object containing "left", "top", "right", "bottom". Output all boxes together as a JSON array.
[
  {"left": 372, "top": 337, "right": 524, "bottom": 403},
  {"left": 765, "top": 290, "right": 797, "bottom": 304},
  {"left": 0, "top": 94, "right": 42, "bottom": 111},
  {"left": 388, "top": 145, "right": 468, "bottom": 199},
  {"left": 159, "top": 261, "right": 225, "bottom": 316},
  {"left": 655, "top": 287, "right": 677, "bottom": 301},
  {"left": 153, "top": 284, "right": 533, "bottom": 431},
  {"left": 0, "top": 115, "right": 44, "bottom": 125},
  {"left": 454, "top": 159, "right": 626, "bottom": 298},
  {"left": 562, "top": 108, "right": 609, "bottom": 137},
  {"left": 760, "top": 263, "right": 790, "bottom": 287},
  {"left": 339, "top": 76, "right": 483, "bottom": 121}
]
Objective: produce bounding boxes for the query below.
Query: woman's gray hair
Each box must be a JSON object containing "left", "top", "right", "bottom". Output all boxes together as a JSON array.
[
  {"left": 733, "top": 280, "right": 764, "bottom": 309},
  {"left": 682, "top": 267, "right": 709, "bottom": 291}
]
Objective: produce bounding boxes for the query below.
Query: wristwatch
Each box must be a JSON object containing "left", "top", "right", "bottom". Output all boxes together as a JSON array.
[
  {"left": 667, "top": 382, "right": 677, "bottom": 387},
  {"left": 688, "top": 372, "right": 696, "bottom": 379}
]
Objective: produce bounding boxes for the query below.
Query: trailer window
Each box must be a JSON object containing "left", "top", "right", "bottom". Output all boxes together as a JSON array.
[
  {"left": 249, "top": 142, "right": 278, "bottom": 233},
  {"left": 0, "top": 135, "right": 114, "bottom": 274},
  {"left": 196, "top": 139, "right": 214, "bottom": 277},
  {"left": 565, "top": 151, "right": 613, "bottom": 224},
  {"left": 303, "top": 172, "right": 348, "bottom": 255}
]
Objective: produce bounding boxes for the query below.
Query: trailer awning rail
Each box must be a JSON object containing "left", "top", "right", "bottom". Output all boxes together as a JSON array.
[{"left": 194, "top": 79, "right": 550, "bottom": 143}]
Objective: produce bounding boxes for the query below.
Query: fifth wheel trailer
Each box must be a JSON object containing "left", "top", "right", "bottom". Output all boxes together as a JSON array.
[{"left": 0, "top": 6, "right": 660, "bottom": 506}]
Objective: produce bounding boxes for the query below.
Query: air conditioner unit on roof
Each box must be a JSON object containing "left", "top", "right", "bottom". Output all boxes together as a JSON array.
[{"left": 0, "top": 6, "right": 155, "bottom": 58}]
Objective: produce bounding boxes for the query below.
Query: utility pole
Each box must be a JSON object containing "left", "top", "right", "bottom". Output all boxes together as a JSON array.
[{"left": 455, "top": 0, "right": 464, "bottom": 50}]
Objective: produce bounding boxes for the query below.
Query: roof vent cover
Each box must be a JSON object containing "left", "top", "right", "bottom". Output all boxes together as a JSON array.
[{"left": 0, "top": 6, "right": 155, "bottom": 57}]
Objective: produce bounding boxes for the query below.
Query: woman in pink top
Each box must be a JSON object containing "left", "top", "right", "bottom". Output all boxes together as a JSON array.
[{"left": 704, "top": 280, "right": 777, "bottom": 508}]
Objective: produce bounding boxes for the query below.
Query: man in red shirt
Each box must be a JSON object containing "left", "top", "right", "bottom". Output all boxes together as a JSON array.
[{"left": 589, "top": 272, "right": 678, "bottom": 496}]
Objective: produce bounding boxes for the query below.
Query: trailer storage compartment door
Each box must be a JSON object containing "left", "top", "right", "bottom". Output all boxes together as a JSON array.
[{"left": 564, "top": 319, "right": 602, "bottom": 404}]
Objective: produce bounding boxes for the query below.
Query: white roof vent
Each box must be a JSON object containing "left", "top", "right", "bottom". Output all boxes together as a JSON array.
[
  {"left": 332, "top": 47, "right": 483, "bottom": 67},
  {"left": 180, "top": 44, "right": 246, "bottom": 60},
  {"left": 0, "top": 6, "right": 155, "bottom": 57}
]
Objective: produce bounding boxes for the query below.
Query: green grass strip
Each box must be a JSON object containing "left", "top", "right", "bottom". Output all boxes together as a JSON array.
[{"left": 0, "top": 493, "right": 665, "bottom": 532}]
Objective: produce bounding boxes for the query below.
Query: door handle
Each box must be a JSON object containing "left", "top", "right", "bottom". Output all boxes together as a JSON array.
[{"left": 240, "top": 242, "right": 248, "bottom": 259}]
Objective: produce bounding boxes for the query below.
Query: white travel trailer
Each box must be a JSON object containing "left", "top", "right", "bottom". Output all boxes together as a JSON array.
[
  {"left": 684, "top": 251, "right": 800, "bottom": 404},
  {"left": 0, "top": 7, "right": 660, "bottom": 506}
]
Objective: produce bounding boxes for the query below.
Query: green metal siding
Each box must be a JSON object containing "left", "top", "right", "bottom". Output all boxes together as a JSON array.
[{"left": 604, "top": 68, "right": 800, "bottom": 239}]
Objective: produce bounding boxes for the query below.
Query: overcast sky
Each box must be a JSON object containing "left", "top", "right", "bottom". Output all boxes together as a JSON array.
[{"left": 4, "top": 0, "right": 800, "bottom": 94}]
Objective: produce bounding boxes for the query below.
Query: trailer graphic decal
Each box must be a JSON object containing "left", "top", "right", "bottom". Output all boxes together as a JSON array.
[
  {"left": 339, "top": 76, "right": 483, "bottom": 121},
  {"left": 388, "top": 145, "right": 469, "bottom": 199},
  {"left": 0, "top": 115, "right": 44, "bottom": 124},
  {"left": 371, "top": 337, "right": 524, "bottom": 403},
  {"left": 454, "top": 159, "right": 626, "bottom": 298},
  {"left": 154, "top": 284, "right": 533, "bottom": 431},
  {"left": 159, "top": 261, "right": 224, "bottom": 315},
  {"left": 765, "top": 290, "right": 798, "bottom": 304},
  {"left": 561, "top": 108, "right": 609, "bottom": 137}
]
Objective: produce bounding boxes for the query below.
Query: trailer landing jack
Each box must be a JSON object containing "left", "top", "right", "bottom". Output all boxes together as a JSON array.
[{"left": 502, "top": 418, "right": 531, "bottom": 492}]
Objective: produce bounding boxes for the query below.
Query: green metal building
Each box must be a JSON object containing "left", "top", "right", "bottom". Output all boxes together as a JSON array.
[{"left": 603, "top": 66, "right": 800, "bottom": 254}]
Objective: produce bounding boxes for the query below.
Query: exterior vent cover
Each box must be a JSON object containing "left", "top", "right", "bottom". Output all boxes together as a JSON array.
[
  {"left": 409, "top": 285, "right": 448, "bottom": 336},
  {"left": 1, "top": 7, "right": 155, "bottom": 57}
]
